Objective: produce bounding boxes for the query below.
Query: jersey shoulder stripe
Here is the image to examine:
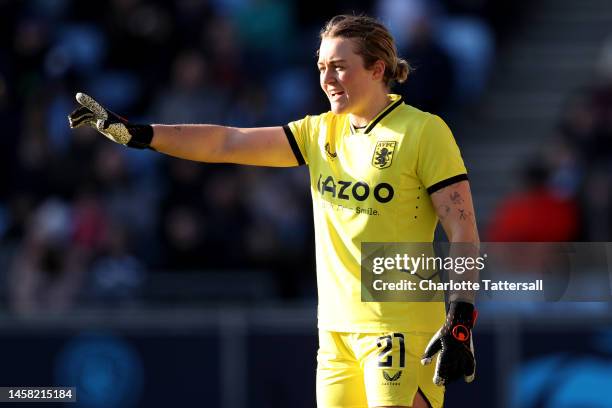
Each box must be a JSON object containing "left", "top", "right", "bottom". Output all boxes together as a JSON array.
[{"left": 426, "top": 174, "right": 469, "bottom": 194}]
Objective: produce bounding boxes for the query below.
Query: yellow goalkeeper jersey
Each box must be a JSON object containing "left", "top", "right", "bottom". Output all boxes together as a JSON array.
[{"left": 284, "top": 94, "right": 468, "bottom": 332}]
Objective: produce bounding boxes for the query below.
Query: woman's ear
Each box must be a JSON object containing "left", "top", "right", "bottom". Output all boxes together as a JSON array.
[{"left": 371, "top": 60, "right": 386, "bottom": 81}]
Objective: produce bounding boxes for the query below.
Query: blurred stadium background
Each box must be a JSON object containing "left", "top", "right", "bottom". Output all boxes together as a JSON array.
[{"left": 1, "top": 0, "right": 612, "bottom": 406}]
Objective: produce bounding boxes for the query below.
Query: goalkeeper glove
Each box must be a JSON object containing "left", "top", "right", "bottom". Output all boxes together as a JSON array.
[
  {"left": 421, "top": 301, "right": 477, "bottom": 386},
  {"left": 67, "top": 92, "right": 154, "bottom": 149}
]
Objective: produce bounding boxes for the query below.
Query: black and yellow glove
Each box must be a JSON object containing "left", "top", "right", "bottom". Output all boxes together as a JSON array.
[
  {"left": 421, "top": 301, "right": 477, "bottom": 386},
  {"left": 68, "top": 92, "right": 154, "bottom": 149}
]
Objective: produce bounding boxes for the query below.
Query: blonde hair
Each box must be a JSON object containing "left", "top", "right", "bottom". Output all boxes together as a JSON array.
[{"left": 320, "top": 15, "right": 410, "bottom": 88}]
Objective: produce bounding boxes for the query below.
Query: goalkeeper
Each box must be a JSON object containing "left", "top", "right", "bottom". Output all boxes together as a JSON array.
[{"left": 69, "top": 14, "right": 479, "bottom": 408}]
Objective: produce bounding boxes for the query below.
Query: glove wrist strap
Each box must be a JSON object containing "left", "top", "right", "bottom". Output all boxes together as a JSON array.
[
  {"left": 126, "top": 124, "right": 154, "bottom": 149},
  {"left": 448, "top": 301, "right": 476, "bottom": 329}
]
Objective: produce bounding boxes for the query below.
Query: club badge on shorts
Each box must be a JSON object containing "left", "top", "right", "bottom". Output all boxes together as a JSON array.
[{"left": 372, "top": 141, "right": 396, "bottom": 169}]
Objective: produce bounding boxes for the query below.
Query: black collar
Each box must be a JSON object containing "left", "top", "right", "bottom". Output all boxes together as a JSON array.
[{"left": 363, "top": 95, "right": 403, "bottom": 134}]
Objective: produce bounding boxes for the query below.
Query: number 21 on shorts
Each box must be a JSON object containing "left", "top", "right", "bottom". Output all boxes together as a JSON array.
[{"left": 376, "top": 333, "right": 405, "bottom": 368}]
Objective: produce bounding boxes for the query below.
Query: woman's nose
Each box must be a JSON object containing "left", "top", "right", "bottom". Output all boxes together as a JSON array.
[{"left": 322, "top": 69, "right": 335, "bottom": 84}]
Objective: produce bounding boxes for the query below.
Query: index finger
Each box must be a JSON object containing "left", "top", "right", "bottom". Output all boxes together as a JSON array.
[{"left": 75, "top": 93, "right": 108, "bottom": 120}]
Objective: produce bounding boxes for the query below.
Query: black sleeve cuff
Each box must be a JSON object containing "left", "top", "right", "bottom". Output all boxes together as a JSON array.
[
  {"left": 426, "top": 174, "right": 469, "bottom": 195},
  {"left": 283, "top": 125, "right": 306, "bottom": 166}
]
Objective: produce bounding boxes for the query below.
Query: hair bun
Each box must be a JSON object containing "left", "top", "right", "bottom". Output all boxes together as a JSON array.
[{"left": 394, "top": 59, "right": 410, "bottom": 84}]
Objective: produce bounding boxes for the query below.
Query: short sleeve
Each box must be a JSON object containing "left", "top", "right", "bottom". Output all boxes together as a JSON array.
[
  {"left": 416, "top": 114, "right": 468, "bottom": 194},
  {"left": 284, "top": 115, "right": 320, "bottom": 166}
]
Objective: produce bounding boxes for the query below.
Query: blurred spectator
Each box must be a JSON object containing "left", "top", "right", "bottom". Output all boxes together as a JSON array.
[
  {"left": 15, "top": 99, "right": 55, "bottom": 200},
  {"left": 201, "top": 16, "right": 244, "bottom": 90},
  {"left": 378, "top": 0, "right": 495, "bottom": 105},
  {"left": 104, "top": 0, "right": 174, "bottom": 73},
  {"left": 8, "top": 199, "right": 87, "bottom": 314},
  {"left": 224, "top": 84, "right": 271, "bottom": 127},
  {"left": 581, "top": 166, "right": 612, "bottom": 241},
  {"left": 241, "top": 167, "right": 311, "bottom": 298},
  {"left": 441, "top": 0, "right": 525, "bottom": 44},
  {"left": 2, "top": 193, "right": 36, "bottom": 243},
  {"left": 12, "top": 17, "right": 50, "bottom": 98},
  {"left": 161, "top": 204, "right": 207, "bottom": 271},
  {"left": 544, "top": 137, "right": 581, "bottom": 199},
  {"left": 152, "top": 49, "right": 229, "bottom": 124},
  {"left": 71, "top": 188, "right": 109, "bottom": 252},
  {"left": 201, "top": 169, "right": 251, "bottom": 268},
  {"left": 0, "top": 71, "right": 18, "bottom": 203},
  {"left": 376, "top": 0, "right": 436, "bottom": 51},
  {"left": 561, "top": 89, "right": 612, "bottom": 164},
  {"left": 487, "top": 160, "right": 580, "bottom": 242},
  {"left": 173, "top": 0, "right": 215, "bottom": 48},
  {"left": 436, "top": 16, "right": 494, "bottom": 104},
  {"left": 47, "top": 24, "right": 106, "bottom": 77},
  {"left": 396, "top": 17, "right": 454, "bottom": 114},
  {"left": 557, "top": 58, "right": 612, "bottom": 240},
  {"left": 88, "top": 223, "right": 147, "bottom": 305}
]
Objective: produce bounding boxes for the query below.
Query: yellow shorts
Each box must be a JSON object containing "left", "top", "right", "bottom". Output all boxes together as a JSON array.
[{"left": 316, "top": 330, "right": 444, "bottom": 408}]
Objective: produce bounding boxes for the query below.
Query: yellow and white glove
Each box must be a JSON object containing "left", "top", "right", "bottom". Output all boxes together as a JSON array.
[{"left": 68, "top": 92, "right": 154, "bottom": 149}]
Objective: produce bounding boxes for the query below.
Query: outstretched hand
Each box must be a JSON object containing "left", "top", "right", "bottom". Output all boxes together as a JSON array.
[{"left": 68, "top": 93, "right": 153, "bottom": 149}]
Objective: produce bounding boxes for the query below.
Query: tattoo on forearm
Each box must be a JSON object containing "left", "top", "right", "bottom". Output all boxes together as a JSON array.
[
  {"left": 450, "top": 191, "right": 464, "bottom": 204},
  {"left": 458, "top": 209, "right": 474, "bottom": 221},
  {"left": 438, "top": 204, "right": 451, "bottom": 220}
]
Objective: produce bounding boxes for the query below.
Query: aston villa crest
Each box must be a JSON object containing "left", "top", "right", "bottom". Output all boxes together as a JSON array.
[{"left": 372, "top": 141, "right": 396, "bottom": 169}]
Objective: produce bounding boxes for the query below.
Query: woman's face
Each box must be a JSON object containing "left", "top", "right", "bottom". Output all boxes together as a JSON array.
[{"left": 318, "top": 37, "right": 381, "bottom": 116}]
